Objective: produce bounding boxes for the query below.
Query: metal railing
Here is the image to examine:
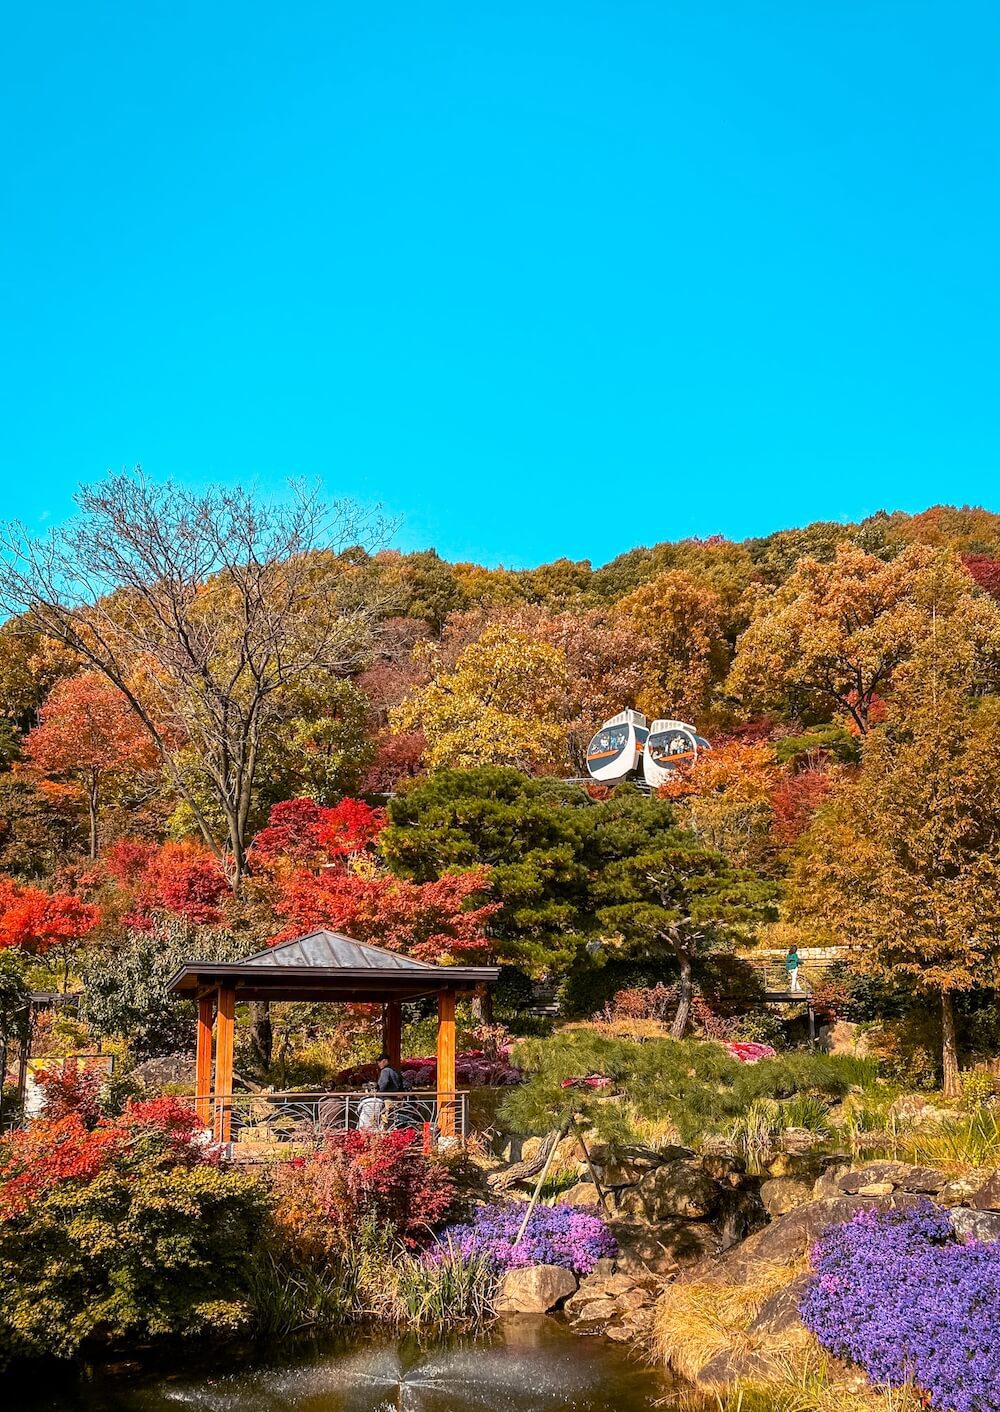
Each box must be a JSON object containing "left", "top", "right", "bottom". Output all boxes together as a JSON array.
[{"left": 197, "top": 1089, "right": 468, "bottom": 1149}]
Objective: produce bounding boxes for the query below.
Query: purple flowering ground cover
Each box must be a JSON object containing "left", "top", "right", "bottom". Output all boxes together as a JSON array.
[
  {"left": 799, "top": 1201, "right": 1000, "bottom": 1412},
  {"left": 434, "top": 1202, "right": 618, "bottom": 1273}
]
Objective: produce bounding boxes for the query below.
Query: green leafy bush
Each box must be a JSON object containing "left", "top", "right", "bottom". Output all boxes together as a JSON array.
[
  {"left": 0, "top": 1098, "right": 269, "bottom": 1365},
  {"left": 500, "top": 1031, "right": 875, "bottom": 1148}
]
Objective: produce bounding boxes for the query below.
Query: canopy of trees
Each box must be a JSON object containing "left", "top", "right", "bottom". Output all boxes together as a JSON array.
[{"left": 1, "top": 479, "right": 1000, "bottom": 1081}]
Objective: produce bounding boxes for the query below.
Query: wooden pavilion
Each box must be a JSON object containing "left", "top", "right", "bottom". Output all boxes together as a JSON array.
[{"left": 167, "top": 930, "right": 499, "bottom": 1143}]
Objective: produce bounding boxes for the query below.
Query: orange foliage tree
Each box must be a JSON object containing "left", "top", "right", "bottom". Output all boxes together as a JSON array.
[
  {"left": 0, "top": 877, "right": 101, "bottom": 988},
  {"left": 24, "top": 671, "right": 157, "bottom": 859},
  {"left": 276, "top": 865, "right": 499, "bottom": 965}
]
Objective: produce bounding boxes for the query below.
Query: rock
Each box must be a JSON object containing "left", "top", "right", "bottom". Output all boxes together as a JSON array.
[
  {"left": 857, "top": 1182, "right": 895, "bottom": 1197},
  {"left": 970, "top": 1172, "right": 1000, "bottom": 1211},
  {"left": 696, "top": 1193, "right": 925, "bottom": 1283},
  {"left": 950, "top": 1207, "right": 1000, "bottom": 1243},
  {"left": 838, "top": 1162, "right": 905, "bottom": 1193},
  {"left": 780, "top": 1128, "right": 826, "bottom": 1155},
  {"left": 717, "top": 1187, "right": 768, "bottom": 1249},
  {"left": 760, "top": 1177, "right": 814, "bottom": 1218},
  {"left": 817, "top": 1020, "right": 868, "bottom": 1057},
  {"left": 812, "top": 1163, "right": 851, "bottom": 1199},
  {"left": 697, "top": 1348, "right": 775, "bottom": 1388},
  {"left": 888, "top": 1094, "right": 957, "bottom": 1129},
  {"left": 495, "top": 1264, "right": 578, "bottom": 1314},
  {"left": 643, "top": 1159, "right": 719, "bottom": 1220},
  {"left": 561, "top": 1180, "right": 603, "bottom": 1208},
  {"left": 613, "top": 1219, "right": 721, "bottom": 1277},
  {"left": 700, "top": 1134, "right": 737, "bottom": 1159},
  {"left": 131, "top": 1053, "right": 195, "bottom": 1090},
  {"left": 939, "top": 1175, "right": 984, "bottom": 1207},
  {"left": 588, "top": 1142, "right": 692, "bottom": 1189},
  {"left": 567, "top": 1296, "right": 618, "bottom": 1325},
  {"left": 700, "top": 1154, "right": 746, "bottom": 1188},
  {"left": 747, "top": 1275, "right": 812, "bottom": 1334}
]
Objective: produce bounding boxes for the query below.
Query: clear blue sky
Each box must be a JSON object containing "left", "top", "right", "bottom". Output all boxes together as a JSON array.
[{"left": 2, "top": 3, "right": 998, "bottom": 568}]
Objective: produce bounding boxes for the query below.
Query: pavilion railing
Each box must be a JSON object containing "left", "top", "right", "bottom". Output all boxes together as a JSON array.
[{"left": 198, "top": 1089, "right": 468, "bottom": 1149}]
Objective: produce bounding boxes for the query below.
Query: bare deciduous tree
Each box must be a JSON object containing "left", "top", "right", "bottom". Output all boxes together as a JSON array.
[{"left": 0, "top": 471, "right": 389, "bottom": 888}]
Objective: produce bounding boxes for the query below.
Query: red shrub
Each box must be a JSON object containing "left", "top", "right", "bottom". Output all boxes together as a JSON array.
[
  {"left": 273, "top": 1128, "right": 456, "bottom": 1255},
  {"left": 34, "top": 1065, "right": 104, "bottom": 1126},
  {"left": 0, "top": 1094, "right": 212, "bottom": 1221}
]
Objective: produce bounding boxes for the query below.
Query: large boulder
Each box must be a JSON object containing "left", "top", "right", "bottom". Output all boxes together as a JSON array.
[
  {"left": 950, "top": 1207, "right": 1000, "bottom": 1242},
  {"left": 561, "top": 1180, "right": 603, "bottom": 1208},
  {"left": 689, "top": 1193, "right": 925, "bottom": 1284},
  {"left": 588, "top": 1142, "right": 693, "bottom": 1189},
  {"left": 614, "top": 1218, "right": 721, "bottom": 1277},
  {"left": 642, "top": 1159, "right": 720, "bottom": 1220},
  {"left": 969, "top": 1172, "right": 1000, "bottom": 1212},
  {"left": 747, "top": 1274, "right": 813, "bottom": 1334},
  {"left": 495, "top": 1263, "right": 578, "bottom": 1314},
  {"left": 760, "top": 1177, "right": 813, "bottom": 1218},
  {"left": 837, "top": 1162, "right": 947, "bottom": 1195}
]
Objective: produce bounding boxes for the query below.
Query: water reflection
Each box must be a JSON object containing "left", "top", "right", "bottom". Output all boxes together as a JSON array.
[{"left": 13, "top": 1318, "right": 671, "bottom": 1412}]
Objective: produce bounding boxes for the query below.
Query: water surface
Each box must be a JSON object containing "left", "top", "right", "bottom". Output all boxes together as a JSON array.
[{"left": 11, "top": 1318, "right": 672, "bottom": 1412}]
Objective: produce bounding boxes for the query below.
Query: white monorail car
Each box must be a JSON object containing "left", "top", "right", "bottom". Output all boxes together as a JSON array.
[
  {"left": 585, "top": 709, "right": 648, "bottom": 784},
  {"left": 642, "top": 719, "right": 711, "bottom": 788}
]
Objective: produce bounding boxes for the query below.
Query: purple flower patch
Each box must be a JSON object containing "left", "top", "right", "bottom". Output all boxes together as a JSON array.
[
  {"left": 434, "top": 1201, "right": 618, "bottom": 1274},
  {"left": 799, "top": 1200, "right": 1000, "bottom": 1412}
]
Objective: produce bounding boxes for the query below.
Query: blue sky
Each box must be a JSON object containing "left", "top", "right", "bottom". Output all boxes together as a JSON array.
[{"left": 2, "top": 3, "right": 998, "bottom": 568}]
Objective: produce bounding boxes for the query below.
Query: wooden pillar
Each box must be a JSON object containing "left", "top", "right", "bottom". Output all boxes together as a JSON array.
[
  {"left": 214, "top": 986, "right": 236, "bottom": 1143},
  {"left": 195, "top": 996, "right": 214, "bottom": 1125},
  {"left": 383, "top": 1000, "right": 402, "bottom": 1069},
  {"left": 436, "top": 989, "right": 456, "bottom": 1137}
]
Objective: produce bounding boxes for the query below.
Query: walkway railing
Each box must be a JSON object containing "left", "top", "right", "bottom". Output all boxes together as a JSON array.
[{"left": 197, "top": 1089, "right": 468, "bottom": 1149}]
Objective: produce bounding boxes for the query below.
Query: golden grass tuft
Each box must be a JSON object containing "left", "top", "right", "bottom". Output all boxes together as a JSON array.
[
  {"left": 658, "top": 1264, "right": 923, "bottom": 1412},
  {"left": 653, "top": 1261, "right": 808, "bottom": 1383}
]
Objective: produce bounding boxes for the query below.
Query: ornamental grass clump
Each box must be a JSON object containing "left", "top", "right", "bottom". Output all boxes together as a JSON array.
[
  {"left": 434, "top": 1201, "right": 617, "bottom": 1274},
  {"left": 799, "top": 1201, "right": 1000, "bottom": 1412}
]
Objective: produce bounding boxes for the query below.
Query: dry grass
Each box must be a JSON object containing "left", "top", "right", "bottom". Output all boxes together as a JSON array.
[
  {"left": 657, "top": 1265, "right": 923, "bottom": 1412},
  {"left": 654, "top": 1261, "right": 808, "bottom": 1383},
  {"left": 676, "top": 1359, "right": 923, "bottom": 1412}
]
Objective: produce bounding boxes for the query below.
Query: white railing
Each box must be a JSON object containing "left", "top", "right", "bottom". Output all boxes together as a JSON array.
[{"left": 199, "top": 1089, "right": 468, "bottom": 1148}]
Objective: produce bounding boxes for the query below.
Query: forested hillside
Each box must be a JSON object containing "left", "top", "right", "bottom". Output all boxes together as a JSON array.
[{"left": 2, "top": 482, "right": 1000, "bottom": 1089}]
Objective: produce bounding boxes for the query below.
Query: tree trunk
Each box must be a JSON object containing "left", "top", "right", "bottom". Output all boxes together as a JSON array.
[
  {"left": 249, "top": 1002, "right": 273, "bottom": 1071},
  {"left": 472, "top": 988, "right": 494, "bottom": 1023},
  {"left": 670, "top": 947, "right": 693, "bottom": 1039},
  {"left": 941, "top": 991, "right": 960, "bottom": 1098},
  {"left": 87, "top": 771, "right": 99, "bottom": 861}
]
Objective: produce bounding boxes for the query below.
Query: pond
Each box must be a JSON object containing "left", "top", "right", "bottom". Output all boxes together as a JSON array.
[{"left": 10, "top": 1318, "right": 674, "bottom": 1412}]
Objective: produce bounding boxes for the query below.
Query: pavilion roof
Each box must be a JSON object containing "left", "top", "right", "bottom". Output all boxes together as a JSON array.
[{"left": 165, "top": 928, "right": 499, "bottom": 1003}]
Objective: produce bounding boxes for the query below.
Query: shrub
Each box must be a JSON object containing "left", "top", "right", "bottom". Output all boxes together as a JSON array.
[
  {"left": 502, "top": 1032, "right": 877, "bottom": 1149},
  {"left": 800, "top": 1201, "right": 1000, "bottom": 1412},
  {"left": 0, "top": 1098, "right": 268, "bottom": 1364},
  {"left": 272, "top": 1129, "right": 457, "bottom": 1258},
  {"left": 435, "top": 1201, "right": 617, "bottom": 1274}
]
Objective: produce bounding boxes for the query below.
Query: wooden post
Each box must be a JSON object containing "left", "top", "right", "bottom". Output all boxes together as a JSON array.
[
  {"left": 436, "top": 989, "right": 456, "bottom": 1138},
  {"left": 214, "top": 986, "right": 236, "bottom": 1143},
  {"left": 195, "top": 996, "right": 214, "bottom": 1125},
  {"left": 384, "top": 1000, "right": 403, "bottom": 1069}
]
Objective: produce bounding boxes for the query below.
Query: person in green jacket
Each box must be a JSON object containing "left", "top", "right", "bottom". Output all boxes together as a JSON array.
[{"left": 785, "top": 946, "right": 803, "bottom": 993}]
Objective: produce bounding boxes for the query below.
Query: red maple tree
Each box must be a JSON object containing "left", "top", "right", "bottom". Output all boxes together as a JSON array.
[
  {"left": 276, "top": 865, "right": 498, "bottom": 964},
  {"left": 103, "top": 839, "right": 229, "bottom": 928},
  {"left": 24, "top": 672, "right": 158, "bottom": 859},
  {"left": 250, "top": 797, "right": 386, "bottom": 873}
]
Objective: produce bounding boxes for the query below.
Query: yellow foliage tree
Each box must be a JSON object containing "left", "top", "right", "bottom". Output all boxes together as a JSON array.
[
  {"left": 670, "top": 741, "right": 781, "bottom": 872},
  {"left": 615, "top": 570, "right": 727, "bottom": 722},
  {"left": 391, "top": 625, "right": 569, "bottom": 771},
  {"left": 789, "top": 651, "right": 1000, "bottom": 1096},
  {"left": 727, "top": 543, "right": 1000, "bottom": 732}
]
